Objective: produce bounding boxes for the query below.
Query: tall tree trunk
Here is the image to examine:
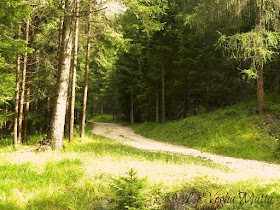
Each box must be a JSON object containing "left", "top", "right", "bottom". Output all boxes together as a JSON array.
[
  {"left": 23, "top": 81, "right": 30, "bottom": 143},
  {"left": 69, "top": 0, "right": 79, "bottom": 143},
  {"left": 81, "top": 0, "right": 92, "bottom": 141},
  {"left": 23, "top": 23, "right": 35, "bottom": 144},
  {"left": 76, "top": 110, "right": 80, "bottom": 123},
  {"left": 57, "top": 0, "right": 65, "bottom": 79},
  {"left": 50, "top": 0, "right": 74, "bottom": 150},
  {"left": 46, "top": 0, "right": 65, "bottom": 139},
  {"left": 161, "top": 63, "right": 166, "bottom": 124},
  {"left": 256, "top": 0, "right": 265, "bottom": 113},
  {"left": 47, "top": 96, "right": 51, "bottom": 129},
  {"left": 156, "top": 84, "right": 159, "bottom": 123},
  {"left": 130, "top": 92, "right": 134, "bottom": 124},
  {"left": 18, "top": 19, "right": 30, "bottom": 145},
  {"left": 64, "top": 93, "right": 70, "bottom": 136},
  {"left": 257, "top": 64, "right": 265, "bottom": 113}
]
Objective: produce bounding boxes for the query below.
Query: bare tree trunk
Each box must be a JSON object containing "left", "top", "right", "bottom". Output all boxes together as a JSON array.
[
  {"left": 130, "top": 92, "right": 134, "bottom": 124},
  {"left": 161, "top": 63, "right": 166, "bottom": 124},
  {"left": 45, "top": 0, "right": 65, "bottom": 140},
  {"left": 256, "top": 0, "right": 265, "bottom": 114},
  {"left": 18, "top": 19, "right": 30, "bottom": 145},
  {"left": 69, "top": 0, "right": 79, "bottom": 143},
  {"left": 23, "top": 81, "right": 30, "bottom": 143},
  {"left": 257, "top": 64, "right": 265, "bottom": 113},
  {"left": 23, "top": 23, "right": 35, "bottom": 144},
  {"left": 50, "top": 0, "right": 74, "bottom": 150},
  {"left": 47, "top": 96, "right": 51, "bottom": 129},
  {"left": 81, "top": 0, "right": 92, "bottom": 141},
  {"left": 57, "top": 0, "right": 65, "bottom": 78},
  {"left": 64, "top": 93, "right": 70, "bottom": 136},
  {"left": 156, "top": 85, "right": 159, "bottom": 123},
  {"left": 76, "top": 110, "right": 80, "bottom": 123}
]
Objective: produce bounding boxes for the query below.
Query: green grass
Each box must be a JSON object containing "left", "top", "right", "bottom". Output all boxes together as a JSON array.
[
  {"left": 0, "top": 134, "right": 46, "bottom": 153},
  {"left": 131, "top": 93, "right": 280, "bottom": 164},
  {"left": 89, "top": 114, "right": 125, "bottom": 124},
  {"left": 0, "top": 124, "right": 279, "bottom": 209}
]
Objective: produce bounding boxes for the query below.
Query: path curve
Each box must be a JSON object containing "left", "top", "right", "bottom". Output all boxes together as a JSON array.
[{"left": 92, "top": 122, "right": 280, "bottom": 179}]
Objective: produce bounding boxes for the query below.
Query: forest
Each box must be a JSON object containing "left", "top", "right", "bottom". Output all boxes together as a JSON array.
[
  {"left": 1, "top": 0, "right": 280, "bottom": 149},
  {"left": 1, "top": 0, "right": 280, "bottom": 209}
]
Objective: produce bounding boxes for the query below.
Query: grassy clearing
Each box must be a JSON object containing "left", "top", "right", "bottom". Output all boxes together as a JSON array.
[
  {"left": 131, "top": 93, "right": 280, "bottom": 164},
  {"left": 0, "top": 124, "right": 280, "bottom": 209}
]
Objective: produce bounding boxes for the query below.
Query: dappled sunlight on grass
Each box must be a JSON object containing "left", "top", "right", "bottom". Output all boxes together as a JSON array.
[{"left": 0, "top": 123, "right": 280, "bottom": 209}]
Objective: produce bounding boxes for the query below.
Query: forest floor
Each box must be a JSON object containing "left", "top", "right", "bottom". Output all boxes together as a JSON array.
[{"left": 92, "top": 122, "right": 280, "bottom": 182}]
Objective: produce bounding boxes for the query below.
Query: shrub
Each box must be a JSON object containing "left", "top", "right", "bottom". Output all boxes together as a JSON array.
[{"left": 111, "top": 168, "right": 147, "bottom": 210}]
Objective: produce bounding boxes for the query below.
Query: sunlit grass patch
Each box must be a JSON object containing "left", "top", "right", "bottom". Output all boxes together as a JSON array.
[
  {"left": 131, "top": 96, "right": 280, "bottom": 164},
  {"left": 0, "top": 158, "right": 86, "bottom": 209},
  {"left": 0, "top": 123, "right": 279, "bottom": 209}
]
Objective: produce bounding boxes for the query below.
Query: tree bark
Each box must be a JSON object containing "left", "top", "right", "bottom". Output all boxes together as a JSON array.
[
  {"left": 81, "top": 0, "right": 92, "bottom": 141},
  {"left": 156, "top": 84, "right": 159, "bottom": 123},
  {"left": 14, "top": 42, "right": 21, "bottom": 147},
  {"left": 255, "top": 0, "right": 265, "bottom": 113},
  {"left": 50, "top": 0, "right": 74, "bottom": 150},
  {"left": 18, "top": 19, "right": 30, "bottom": 145},
  {"left": 23, "top": 23, "right": 35, "bottom": 144},
  {"left": 57, "top": 0, "right": 65, "bottom": 79},
  {"left": 64, "top": 93, "right": 70, "bottom": 136},
  {"left": 45, "top": 0, "right": 65, "bottom": 139},
  {"left": 23, "top": 81, "right": 30, "bottom": 144},
  {"left": 257, "top": 64, "right": 265, "bottom": 113},
  {"left": 69, "top": 0, "right": 79, "bottom": 143},
  {"left": 130, "top": 92, "right": 134, "bottom": 124},
  {"left": 161, "top": 63, "right": 166, "bottom": 124},
  {"left": 47, "top": 96, "right": 51, "bottom": 129}
]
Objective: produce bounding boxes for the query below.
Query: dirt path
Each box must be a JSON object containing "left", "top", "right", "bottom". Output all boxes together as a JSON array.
[{"left": 92, "top": 122, "right": 280, "bottom": 180}]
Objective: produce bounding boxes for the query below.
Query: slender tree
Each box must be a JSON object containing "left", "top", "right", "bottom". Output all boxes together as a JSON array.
[
  {"left": 69, "top": 0, "right": 79, "bottom": 143},
  {"left": 14, "top": 27, "right": 21, "bottom": 148},
  {"left": 161, "top": 62, "right": 165, "bottom": 124},
  {"left": 80, "top": 0, "right": 92, "bottom": 141},
  {"left": 23, "top": 19, "right": 35, "bottom": 143},
  {"left": 18, "top": 19, "right": 30, "bottom": 144}
]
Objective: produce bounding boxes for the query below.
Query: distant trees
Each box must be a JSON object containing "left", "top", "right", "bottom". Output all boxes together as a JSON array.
[
  {"left": 107, "top": 0, "right": 280, "bottom": 123},
  {"left": 0, "top": 0, "right": 30, "bottom": 147}
]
